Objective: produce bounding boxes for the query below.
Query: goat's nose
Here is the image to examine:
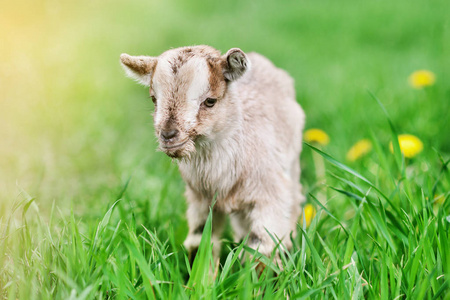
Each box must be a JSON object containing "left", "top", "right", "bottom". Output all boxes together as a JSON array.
[{"left": 161, "top": 129, "right": 179, "bottom": 141}]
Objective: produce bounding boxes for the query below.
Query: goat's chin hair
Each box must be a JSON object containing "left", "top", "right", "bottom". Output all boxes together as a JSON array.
[{"left": 179, "top": 139, "right": 196, "bottom": 161}]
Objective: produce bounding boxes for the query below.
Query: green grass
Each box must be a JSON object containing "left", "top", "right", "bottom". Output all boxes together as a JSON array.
[{"left": 1, "top": 0, "right": 449, "bottom": 298}]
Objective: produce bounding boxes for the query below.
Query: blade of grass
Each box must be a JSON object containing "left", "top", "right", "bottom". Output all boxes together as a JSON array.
[{"left": 367, "top": 90, "right": 404, "bottom": 177}]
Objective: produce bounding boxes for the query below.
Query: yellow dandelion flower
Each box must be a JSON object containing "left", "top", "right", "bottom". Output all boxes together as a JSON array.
[
  {"left": 303, "top": 204, "right": 316, "bottom": 227},
  {"left": 409, "top": 70, "right": 436, "bottom": 89},
  {"left": 346, "top": 139, "right": 372, "bottom": 161},
  {"left": 389, "top": 134, "right": 423, "bottom": 158},
  {"left": 304, "top": 128, "right": 330, "bottom": 146}
]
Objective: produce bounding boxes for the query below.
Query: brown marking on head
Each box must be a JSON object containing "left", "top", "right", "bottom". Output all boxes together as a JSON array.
[
  {"left": 169, "top": 46, "right": 221, "bottom": 75},
  {"left": 170, "top": 48, "right": 195, "bottom": 74},
  {"left": 207, "top": 57, "right": 226, "bottom": 97}
]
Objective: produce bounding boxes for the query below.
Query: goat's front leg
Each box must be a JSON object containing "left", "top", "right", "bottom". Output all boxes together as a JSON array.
[{"left": 183, "top": 187, "right": 225, "bottom": 264}]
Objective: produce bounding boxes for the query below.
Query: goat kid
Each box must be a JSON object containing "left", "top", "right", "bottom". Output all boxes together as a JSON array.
[{"left": 120, "top": 45, "right": 305, "bottom": 262}]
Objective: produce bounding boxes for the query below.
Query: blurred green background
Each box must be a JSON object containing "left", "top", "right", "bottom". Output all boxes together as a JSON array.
[{"left": 1, "top": 0, "right": 448, "bottom": 222}]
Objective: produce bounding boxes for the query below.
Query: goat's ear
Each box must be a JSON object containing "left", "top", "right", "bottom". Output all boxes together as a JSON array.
[
  {"left": 222, "top": 48, "right": 250, "bottom": 81},
  {"left": 120, "top": 53, "right": 157, "bottom": 86}
]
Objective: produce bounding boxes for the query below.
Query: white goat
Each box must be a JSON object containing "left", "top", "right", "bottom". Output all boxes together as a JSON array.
[{"left": 120, "top": 45, "right": 305, "bottom": 260}]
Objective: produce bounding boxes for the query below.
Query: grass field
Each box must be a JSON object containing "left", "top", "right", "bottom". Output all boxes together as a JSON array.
[{"left": 1, "top": 0, "right": 449, "bottom": 298}]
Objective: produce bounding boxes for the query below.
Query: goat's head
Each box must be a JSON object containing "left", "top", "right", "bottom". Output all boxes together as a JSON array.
[{"left": 120, "top": 46, "right": 250, "bottom": 158}]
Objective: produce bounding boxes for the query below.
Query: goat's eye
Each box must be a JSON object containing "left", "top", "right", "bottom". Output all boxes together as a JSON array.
[
  {"left": 204, "top": 98, "right": 217, "bottom": 108},
  {"left": 151, "top": 96, "right": 157, "bottom": 105}
]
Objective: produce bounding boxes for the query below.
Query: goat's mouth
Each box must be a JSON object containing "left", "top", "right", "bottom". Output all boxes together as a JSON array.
[
  {"left": 161, "top": 139, "right": 188, "bottom": 150},
  {"left": 159, "top": 139, "right": 190, "bottom": 158}
]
